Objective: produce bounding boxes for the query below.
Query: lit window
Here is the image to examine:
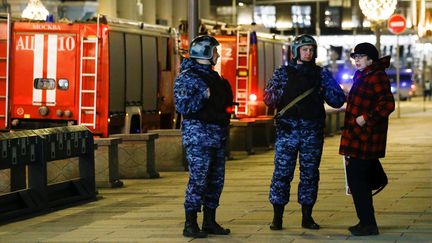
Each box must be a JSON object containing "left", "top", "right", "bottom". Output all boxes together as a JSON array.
[
  {"left": 292, "top": 5, "right": 311, "bottom": 28},
  {"left": 254, "top": 6, "right": 276, "bottom": 28},
  {"left": 324, "top": 7, "right": 341, "bottom": 28}
]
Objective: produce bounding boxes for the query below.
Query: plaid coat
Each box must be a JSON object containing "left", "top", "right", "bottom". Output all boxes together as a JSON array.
[{"left": 339, "top": 56, "right": 395, "bottom": 159}]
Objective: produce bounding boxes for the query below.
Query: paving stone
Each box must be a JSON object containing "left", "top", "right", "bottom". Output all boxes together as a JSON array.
[{"left": 0, "top": 98, "right": 431, "bottom": 242}]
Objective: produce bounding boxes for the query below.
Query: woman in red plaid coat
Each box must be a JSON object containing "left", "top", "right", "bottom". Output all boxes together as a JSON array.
[{"left": 339, "top": 43, "right": 395, "bottom": 236}]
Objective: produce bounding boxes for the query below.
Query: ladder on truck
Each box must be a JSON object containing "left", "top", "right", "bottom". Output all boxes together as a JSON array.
[
  {"left": 235, "top": 30, "right": 250, "bottom": 116},
  {"left": 78, "top": 16, "right": 100, "bottom": 129},
  {"left": 0, "top": 13, "right": 10, "bottom": 129}
]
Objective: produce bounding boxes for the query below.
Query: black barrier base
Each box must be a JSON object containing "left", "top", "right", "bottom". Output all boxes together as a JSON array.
[
  {"left": 0, "top": 189, "right": 42, "bottom": 221},
  {"left": 47, "top": 180, "right": 96, "bottom": 208},
  {"left": 148, "top": 171, "right": 161, "bottom": 179}
]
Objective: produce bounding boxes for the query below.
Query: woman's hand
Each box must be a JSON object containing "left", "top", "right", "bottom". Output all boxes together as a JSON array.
[{"left": 355, "top": 115, "right": 366, "bottom": 127}]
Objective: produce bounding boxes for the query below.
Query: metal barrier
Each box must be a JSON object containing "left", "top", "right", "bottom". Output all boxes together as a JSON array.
[
  {"left": 0, "top": 130, "right": 44, "bottom": 220},
  {"left": 0, "top": 125, "right": 96, "bottom": 222}
]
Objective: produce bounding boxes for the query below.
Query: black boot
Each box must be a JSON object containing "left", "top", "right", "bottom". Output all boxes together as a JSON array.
[
  {"left": 349, "top": 223, "right": 379, "bottom": 236},
  {"left": 202, "top": 207, "right": 230, "bottom": 235},
  {"left": 270, "top": 204, "right": 284, "bottom": 230},
  {"left": 183, "top": 211, "right": 208, "bottom": 238},
  {"left": 348, "top": 222, "right": 361, "bottom": 232},
  {"left": 301, "top": 205, "right": 320, "bottom": 230}
]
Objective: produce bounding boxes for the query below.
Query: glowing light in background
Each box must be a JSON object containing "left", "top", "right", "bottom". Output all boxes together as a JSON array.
[
  {"left": 359, "top": 0, "right": 397, "bottom": 22},
  {"left": 342, "top": 73, "right": 352, "bottom": 80},
  {"left": 22, "top": 0, "right": 49, "bottom": 20}
]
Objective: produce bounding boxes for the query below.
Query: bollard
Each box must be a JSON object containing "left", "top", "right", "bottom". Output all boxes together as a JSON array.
[
  {"left": 110, "top": 133, "right": 160, "bottom": 178},
  {"left": 325, "top": 106, "right": 346, "bottom": 136},
  {"left": 257, "top": 115, "right": 276, "bottom": 147},
  {"left": 229, "top": 119, "right": 255, "bottom": 155},
  {"left": 94, "top": 138, "right": 124, "bottom": 188},
  {"left": 336, "top": 107, "right": 346, "bottom": 134},
  {"left": 251, "top": 116, "right": 274, "bottom": 150},
  {"left": 148, "top": 129, "right": 186, "bottom": 172}
]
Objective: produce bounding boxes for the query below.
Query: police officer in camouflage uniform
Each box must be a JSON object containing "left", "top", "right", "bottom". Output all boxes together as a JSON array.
[
  {"left": 264, "top": 34, "right": 346, "bottom": 230},
  {"left": 174, "top": 35, "right": 232, "bottom": 238}
]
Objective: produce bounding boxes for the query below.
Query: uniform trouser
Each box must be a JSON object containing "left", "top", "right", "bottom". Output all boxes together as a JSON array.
[
  {"left": 346, "top": 157, "right": 377, "bottom": 226},
  {"left": 269, "top": 127, "right": 323, "bottom": 206},
  {"left": 184, "top": 144, "right": 226, "bottom": 212}
]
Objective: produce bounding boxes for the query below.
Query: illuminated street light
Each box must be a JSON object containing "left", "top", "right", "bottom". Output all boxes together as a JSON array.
[
  {"left": 22, "top": 0, "right": 49, "bottom": 21},
  {"left": 417, "top": 0, "right": 432, "bottom": 39},
  {"left": 359, "top": 0, "right": 397, "bottom": 54},
  {"left": 359, "top": 0, "right": 397, "bottom": 22}
]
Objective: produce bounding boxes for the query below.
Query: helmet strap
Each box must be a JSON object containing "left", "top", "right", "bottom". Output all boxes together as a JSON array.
[
  {"left": 195, "top": 58, "right": 212, "bottom": 65},
  {"left": 298, "top": 59, "right": 315, "bottom": 66}
]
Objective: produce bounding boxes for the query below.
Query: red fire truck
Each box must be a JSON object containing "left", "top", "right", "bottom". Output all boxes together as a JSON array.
[
  {"left": 179, "top": 20, "right": 291, "bottom": 117},
  {"left": 0, "top": 14, "right": 179, "bottom": 137},
  {"left": 0, "top": 14, "right": 289, "bottom": 137}
]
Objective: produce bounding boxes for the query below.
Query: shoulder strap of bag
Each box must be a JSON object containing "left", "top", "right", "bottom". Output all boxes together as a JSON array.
[
  {"left": 276, "top": 87, "right": 315, "bottom": 118},
  {"left": 372, "top": 185, "right": 386, "bottom": 196}
]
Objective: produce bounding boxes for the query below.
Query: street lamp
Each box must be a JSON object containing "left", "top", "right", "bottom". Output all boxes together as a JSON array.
[{"left": 359, "top": 0, "right": 397, "bottom": 54}]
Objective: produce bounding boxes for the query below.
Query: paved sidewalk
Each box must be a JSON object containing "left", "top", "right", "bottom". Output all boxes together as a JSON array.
[{"left": 0, "top": 98, "right": 431, "bottom": 242}]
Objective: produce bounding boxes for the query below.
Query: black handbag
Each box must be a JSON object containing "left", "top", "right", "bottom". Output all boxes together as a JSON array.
[{"left": 370, "top": 159, "right": 388, "bottom": 196}]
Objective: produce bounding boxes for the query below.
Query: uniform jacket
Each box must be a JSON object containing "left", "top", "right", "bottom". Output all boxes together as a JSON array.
[
  {"left": 174, "top": 58, "right": 232, "bottom": 148},
  {"left": 264, "top": 62, "right": 346, "bottom": 127},
  {"left": 339, "top": 56, "right": 395, "bottom": 159}
]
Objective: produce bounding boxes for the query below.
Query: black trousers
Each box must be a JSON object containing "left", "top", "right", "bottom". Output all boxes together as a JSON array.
[{"left": 346, "top": 157, "right": 377, "bottom": 226}]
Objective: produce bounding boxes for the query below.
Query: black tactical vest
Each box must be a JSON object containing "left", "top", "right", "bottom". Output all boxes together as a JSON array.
[
  {"left": 276, "top": 64, "right": 325, "bottom": 119},
  {"left": 183, "top": 69, "right": 233, "bottom": 126}
]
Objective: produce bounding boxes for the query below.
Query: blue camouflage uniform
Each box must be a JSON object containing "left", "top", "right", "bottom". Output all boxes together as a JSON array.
[
  {"left": 264, "top": 62, "right": 345, "bottom": 206},
  {"left": 174, "top": 58, "right": 232, "bottom": 213}
]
